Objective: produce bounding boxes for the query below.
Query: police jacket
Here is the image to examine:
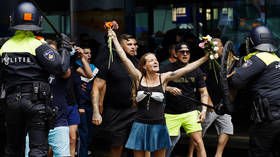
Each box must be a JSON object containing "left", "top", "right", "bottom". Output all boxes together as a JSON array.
[
  {"left": 230, "top": 51, "right": 280, "bottom": 118},
  {"left": 0, "top": 30, "right": 49, "bottom": 90}
]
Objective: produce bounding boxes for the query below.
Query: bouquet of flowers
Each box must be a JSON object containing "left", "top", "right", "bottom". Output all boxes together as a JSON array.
[
  {"left": 104, "top": 20, "right": 119, "bottom": 69},
  {"left": 199, "top": 35, "right": 221, "bottom": 83}
]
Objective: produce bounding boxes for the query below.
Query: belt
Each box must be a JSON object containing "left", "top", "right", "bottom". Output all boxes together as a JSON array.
[{"left": 6, "top": 84, "right": 34, "bottom": 95}]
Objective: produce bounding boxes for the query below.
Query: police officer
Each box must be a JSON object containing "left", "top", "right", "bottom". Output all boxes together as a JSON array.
[
  {"left": 0, "top": 2, "right": 70, "bottom": 157},
  {"left": 229, "top": 25, "right": 280, "bottom": 157}
]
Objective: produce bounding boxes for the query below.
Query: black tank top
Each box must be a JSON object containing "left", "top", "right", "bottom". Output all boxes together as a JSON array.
[{"left": 135, "top": 74, "right": 165, "bottom": 125}]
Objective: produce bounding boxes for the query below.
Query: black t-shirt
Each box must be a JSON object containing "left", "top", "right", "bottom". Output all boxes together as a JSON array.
[
  {"left": 204, "top": 60, "right": 223, "bottom": 105},
  {"left": 161, "top": 62, "right": 206, "bottom": 114},
  {"left": 96, "top": 45, "right": 139, "bottom": 109},
  {"left": 65, "top": 73, "right": 77, "bottom": 106}
]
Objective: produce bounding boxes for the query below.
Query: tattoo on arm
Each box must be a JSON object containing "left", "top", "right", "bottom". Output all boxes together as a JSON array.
[{"left": 170, "top": 72, "right": 176, "bottom": 76}]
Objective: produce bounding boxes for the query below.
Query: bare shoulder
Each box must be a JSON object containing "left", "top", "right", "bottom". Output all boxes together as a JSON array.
[{"left": 159, "top": 72, "right": 171, "bottom": 83}]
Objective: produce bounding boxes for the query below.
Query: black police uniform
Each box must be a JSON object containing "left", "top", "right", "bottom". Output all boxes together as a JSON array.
[
  {"left": 229, "top": 25, "right": 280, "bottom": 157},
  {"left": 230, "top": 51, "right": 280, "bottom": 157},
  {"left": 0, "top": 2, "right": 70, "bottom": 157}
]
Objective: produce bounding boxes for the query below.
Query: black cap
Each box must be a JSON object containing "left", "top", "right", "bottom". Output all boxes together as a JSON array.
[{"left": 175, "top": 42, "right": 190, "bottom": 52}]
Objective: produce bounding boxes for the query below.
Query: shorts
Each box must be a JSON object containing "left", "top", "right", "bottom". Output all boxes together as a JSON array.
[
  {"left": 103, "top": 106, "right": 137, "bottom": 146},
  {"left": 48, "top": 126, "right": 70, "bottom": 157},
  {"left": 125, "top": 122, "right": 172, "bottom": 152},
  {"left": 67, "top": 104, "right": 80, "bottom": 125},
  {"left": 165, "top": 110, "right": 202, "bottom": 136},
  {"left": 202, "top": 111, "right": 234, "bottom": 136},
  {"left": 25, "top": 126, "right": 70, "bottom": 157}
]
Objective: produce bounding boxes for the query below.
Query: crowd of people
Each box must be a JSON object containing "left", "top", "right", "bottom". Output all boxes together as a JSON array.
[{"left": 1, "top": 1, "right": 280, "bottom": 157}]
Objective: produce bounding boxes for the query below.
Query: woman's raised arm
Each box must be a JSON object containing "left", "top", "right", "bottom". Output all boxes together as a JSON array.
[
  {"left": 163, "top": 54, "right": 209, "bottom": 82},
  {"left": 108, "top": 29, "right": 141, "bottom": 80}
]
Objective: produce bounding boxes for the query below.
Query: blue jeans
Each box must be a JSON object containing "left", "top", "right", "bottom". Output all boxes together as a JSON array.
[{"left": 78, "top": 105, "right": 93, "bottom": 157}]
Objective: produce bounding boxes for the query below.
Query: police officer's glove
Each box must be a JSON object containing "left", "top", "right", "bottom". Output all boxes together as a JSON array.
[
  {"left": 46, "top": 105, "right": 58, "bottom": 130},
  {"left": 236, "top": 56, "right": 245, "bottom": 67},
  {"left": 59, "top": 33, "right": 72, "bottom": 52}
]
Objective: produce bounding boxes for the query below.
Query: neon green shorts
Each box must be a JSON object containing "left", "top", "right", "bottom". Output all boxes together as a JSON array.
[{"left": 165, "top": 110, "right": 202, "bottom": 136}]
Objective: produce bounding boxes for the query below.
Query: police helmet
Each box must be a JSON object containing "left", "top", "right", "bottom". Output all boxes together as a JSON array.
[
  {"left": 248, "top": 25, "right": 277, "bottom": 52},
  {"left": 10, "top": 2, "right": 42, "bottom": 31}
]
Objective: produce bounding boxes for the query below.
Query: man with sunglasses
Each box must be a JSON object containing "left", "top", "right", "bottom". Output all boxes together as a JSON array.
[{"left": 161, "top": 42, "right": 208, "bottom": 157}]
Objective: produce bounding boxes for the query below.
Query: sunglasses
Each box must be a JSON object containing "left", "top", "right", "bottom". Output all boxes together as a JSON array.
[{"left": 178, "top": 50, "right": 190, "bottom": 54}]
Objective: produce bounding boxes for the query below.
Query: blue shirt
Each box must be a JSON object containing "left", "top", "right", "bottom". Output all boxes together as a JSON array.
[
  {"left": 76, "top": 60, "right": 97, "bottom": 74},
  {"left": 49, "top": 75, "right": 69, "bottom": 127}
]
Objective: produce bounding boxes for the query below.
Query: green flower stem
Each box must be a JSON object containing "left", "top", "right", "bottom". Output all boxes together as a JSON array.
[
  {"left": 107, "top": 37, "right": 113, "bottom": 69},
  {"left": 212, "top": 61, "right": 219, "bottom": 84},
  {"left": 205, "top": 50, "right": 220, "bottom": 83},
  {"left": 213, "top": 59, "right": 221, "bottom": 69}
]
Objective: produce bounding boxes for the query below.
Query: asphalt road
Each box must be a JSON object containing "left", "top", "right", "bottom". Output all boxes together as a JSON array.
[{"left": 90, "top": 133, "right": 250, "bottom": 157}]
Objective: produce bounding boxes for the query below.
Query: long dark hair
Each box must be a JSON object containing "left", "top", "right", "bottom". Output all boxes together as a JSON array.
[{"left": 131, "top": 52, "right": 154, "bottom": 107}]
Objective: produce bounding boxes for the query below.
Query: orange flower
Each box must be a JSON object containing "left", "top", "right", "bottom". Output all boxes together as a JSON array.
[
  {"left": 35, "top": 36, "right": 44, "bottom": 40},
  {"left": 104, "top": 20, "right": 119, "bottom": 69},
  {"left": 105, "top": 22, "right": 113, "bottom": 29}
]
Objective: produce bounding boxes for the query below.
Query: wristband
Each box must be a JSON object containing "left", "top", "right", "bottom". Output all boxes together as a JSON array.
[{"left": 202, "top": 109, "right": 207, "bottom": 113}]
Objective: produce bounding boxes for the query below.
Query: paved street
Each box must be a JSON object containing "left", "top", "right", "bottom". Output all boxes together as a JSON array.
[
  {"left": 89, "top": 125, "right": 250, "bottom": 157},
  {"left": 89, "top": 111, "right": 251, "bottom": 157}
]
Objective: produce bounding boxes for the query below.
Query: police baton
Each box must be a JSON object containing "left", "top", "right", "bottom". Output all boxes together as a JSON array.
[
  {"left": 27, "top": 0, "right": 71, "bottom": 51},
  {"left": 27, "top": 0, "right": 60, "bottom": 35},
  {"left": 177, "top": 94, "right": 215, "bottom": 109}
]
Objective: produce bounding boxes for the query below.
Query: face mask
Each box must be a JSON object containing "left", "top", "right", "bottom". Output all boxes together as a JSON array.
[{"left": 70, "top": 46, "right": 76, "bottom": 56}]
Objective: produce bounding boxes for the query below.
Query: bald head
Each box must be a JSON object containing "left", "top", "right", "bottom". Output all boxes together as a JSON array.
[{"left": 212, "top": 38, "right": 223, "bottom": 57}]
